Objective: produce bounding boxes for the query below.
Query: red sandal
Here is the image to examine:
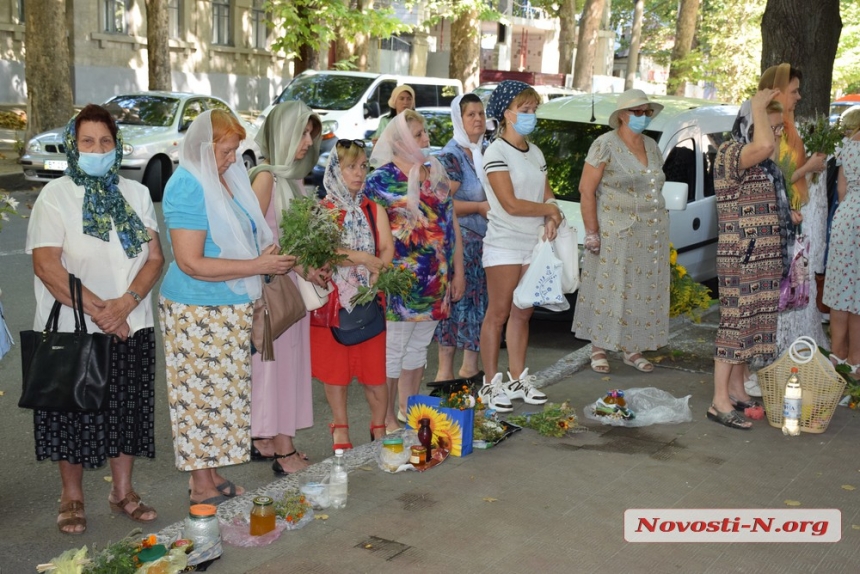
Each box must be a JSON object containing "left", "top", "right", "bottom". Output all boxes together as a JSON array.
[{"left": 329, "top": 423, "right": 353, "bottom": 451}]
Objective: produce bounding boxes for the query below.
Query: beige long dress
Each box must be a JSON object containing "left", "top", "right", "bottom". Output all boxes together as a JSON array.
[{"left": 573, "top": 130, "right": 669, "bottom": 352}]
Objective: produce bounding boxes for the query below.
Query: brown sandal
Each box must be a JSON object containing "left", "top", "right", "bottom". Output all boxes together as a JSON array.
[
  {"left": 109, "top": 491, "right": 157, "bottom": 522},
  {"left": 58, "top": 500, "right": 87, "bottom": 534}
]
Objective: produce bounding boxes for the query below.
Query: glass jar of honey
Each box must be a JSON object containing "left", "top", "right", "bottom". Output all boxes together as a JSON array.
[
  {"left": 409, "top": 445, "right": 427, "bottom": 466},
  {"left": 250, "top": 496, "right": 276, "bottom": 536},
  {"left": 382, "top": 437, "right": 404, "bottom": 453}
]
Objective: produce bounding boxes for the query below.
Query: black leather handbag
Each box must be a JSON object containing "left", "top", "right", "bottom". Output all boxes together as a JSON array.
[
  {"left": 19, "top": 274, "right": 112, "bottom": 412},
  {"left": 330, "top": 300, "right": 385, "bottom": 346}
]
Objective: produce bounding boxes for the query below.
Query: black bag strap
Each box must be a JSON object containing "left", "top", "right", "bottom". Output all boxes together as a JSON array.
[{"left": 72, "top": 275, "right": 87, "bottom": 334}]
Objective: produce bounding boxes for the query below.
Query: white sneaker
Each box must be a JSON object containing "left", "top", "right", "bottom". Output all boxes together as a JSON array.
[
  {"left": 478, "top": 373, "right": 513, "bottom": 412},
  {"left": 504, "top": 368, "right": 548, "bottom": 405},
  {"left": 744, "top": 372, "right": 762, "bottom": 398}
]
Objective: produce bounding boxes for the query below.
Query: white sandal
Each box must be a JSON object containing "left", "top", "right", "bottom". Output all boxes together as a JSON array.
[
  {"left": 623, "top": 352, "right": 654, "bottom": 373},
  {"left": 590, "top": 351, "right": 610, "bottom": 374}
]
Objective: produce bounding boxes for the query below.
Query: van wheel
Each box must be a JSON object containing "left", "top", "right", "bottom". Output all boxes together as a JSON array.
[{"left": 143, "top": 160, "right": 166, "bottom": 202}]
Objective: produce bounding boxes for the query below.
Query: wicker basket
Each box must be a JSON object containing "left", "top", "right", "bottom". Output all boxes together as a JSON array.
[{"left": 758, "top": 337, "right": 845, "bottom": 433}]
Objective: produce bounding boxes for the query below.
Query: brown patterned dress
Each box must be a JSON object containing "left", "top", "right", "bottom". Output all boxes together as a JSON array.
[{"left": 714, "top": 141, "right": 782, "bottom": 363}]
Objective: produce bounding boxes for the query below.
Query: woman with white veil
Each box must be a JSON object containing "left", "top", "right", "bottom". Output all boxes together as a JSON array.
[
  {"left": 365, "top": 110, "right": 465, "bottom": 431},
  {"left": 248, "top": 101, "right": 328, "bottom": 474},
  {"left": 159, "top": 109, "right": 293, "bottom": 505}
]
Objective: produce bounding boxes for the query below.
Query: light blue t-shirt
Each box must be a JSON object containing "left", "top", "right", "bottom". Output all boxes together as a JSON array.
[{"left": 160, "top": 166, "right": 254, "bottom": 305}]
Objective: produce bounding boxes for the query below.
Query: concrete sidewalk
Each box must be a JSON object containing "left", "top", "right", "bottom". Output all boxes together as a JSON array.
[{"left": 142, "top": 309, "right": 860, "bottom": 572}]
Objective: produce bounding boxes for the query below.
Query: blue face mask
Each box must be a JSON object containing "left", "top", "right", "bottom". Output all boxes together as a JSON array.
[
  {"left": 627, "top": 115, "right": 652, "bottom": 134},
  {"left": 77, "top": 150, "right": 116, "bottom": 177},
  {"left": 512, "top": 113, "right": 537, "bottom": 136}
]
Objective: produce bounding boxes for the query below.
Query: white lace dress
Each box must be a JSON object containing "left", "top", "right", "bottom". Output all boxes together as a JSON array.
[{"left": 776, "top": 171, "right": 829, "bottom": 353}]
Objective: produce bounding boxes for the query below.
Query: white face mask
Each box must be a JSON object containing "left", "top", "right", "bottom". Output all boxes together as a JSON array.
[
  {"left": 78, "top": 150, "right": 116, "bottom": 177},
  {"left": 421, "top": 148, "right": 432, "bottom": 158}
]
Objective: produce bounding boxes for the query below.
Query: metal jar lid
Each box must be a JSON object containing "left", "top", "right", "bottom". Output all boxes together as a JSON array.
[{"left": 253, "top": 496, "right": 274, "bottom": 506}]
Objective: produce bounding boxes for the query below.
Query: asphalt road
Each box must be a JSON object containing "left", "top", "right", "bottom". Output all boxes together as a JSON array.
[{"left": 0, "top": 178, "right": 585, "bottom": 571}]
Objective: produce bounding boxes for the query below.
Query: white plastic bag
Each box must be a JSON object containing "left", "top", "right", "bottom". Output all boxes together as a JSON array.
[
  {"left": 513, "top": 239, "right": 566, "bottom": 310},
  {"left": 553, "top": 222, "right": 580, "bottom": 294},
  {"left": 584, "top": 387, "right": 693, "bottom": 427}
]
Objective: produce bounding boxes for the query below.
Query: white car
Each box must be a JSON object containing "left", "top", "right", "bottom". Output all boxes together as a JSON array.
[
  {"left": 21, "top": 92, "right": 262, "bottom": 202},
  {"left": 534, "top": 92, "right": 740, "bottom": 282}
]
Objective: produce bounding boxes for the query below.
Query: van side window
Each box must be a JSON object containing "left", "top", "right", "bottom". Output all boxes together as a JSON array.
[
  {"left": 663, "top": 138, "right": 697, "bottom": 202},
  {"left": 703, "top": 131, "right": 731, "bottom": 198},
  {"left": 412, "top": 84, "right": 439, "bottom": 108},
  {"left": 371, "top": 81, "right": 397, "bottom": 116}
]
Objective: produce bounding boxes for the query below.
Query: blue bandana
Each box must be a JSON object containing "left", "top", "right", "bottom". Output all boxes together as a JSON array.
[
  {"left": 64, "top": 118, "right": 151, "bottom": 259},
  {"left": 485, "top": 80, "right": 533, "bottom": 122}
]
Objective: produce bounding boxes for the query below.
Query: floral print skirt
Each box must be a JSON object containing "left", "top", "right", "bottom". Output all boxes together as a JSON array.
[
  {"left": 434, "top": 228, "right": 487, "bottom": 352},
  {"left": 159, "top": 297, "right": 253, "bottom": 471}
]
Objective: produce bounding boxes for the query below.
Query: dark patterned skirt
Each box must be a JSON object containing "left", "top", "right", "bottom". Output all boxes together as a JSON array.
[
  {"left": 33, "top": 328, "right": 156, "bottom": 468},
  {"left": 434, "top": 228, "right": 487, "bottom": 352}
]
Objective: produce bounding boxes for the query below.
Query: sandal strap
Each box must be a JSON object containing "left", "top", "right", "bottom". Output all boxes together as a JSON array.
[
  {"left": 59, "top": 500, "right": 84, "bottom": 514},
  {"left": 274, "top": 450, "right": 298, "bottom": 459}
]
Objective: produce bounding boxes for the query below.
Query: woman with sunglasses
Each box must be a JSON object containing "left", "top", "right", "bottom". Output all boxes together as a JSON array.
[
  {"left": 573, "top": 89, "right": 669, "bottom": 374},
  {"left": 311, "top": 138, "right": 395, "bottom": 448},
  {"left": 248, "top": 101, "right": 329, "bottom": 475}
]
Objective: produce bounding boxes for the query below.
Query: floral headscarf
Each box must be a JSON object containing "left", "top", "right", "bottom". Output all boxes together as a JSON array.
[
  {"left": 63, "top": 117, "right": 151, "bottom": 258},
  {"left": 731, "top": 100, "right": 794, "bottom": 278},
  {"left": 249, "top": 101, "right": 321, "bottom": 219},
  {"left": 323, "top": 149, "right": 374, "bottom": 312},
  {"left": 369, "top": 111, "right": 447, "bottom": 227},
  {"left": 759, "top": 63, "right": 809, "bottom": 206}
]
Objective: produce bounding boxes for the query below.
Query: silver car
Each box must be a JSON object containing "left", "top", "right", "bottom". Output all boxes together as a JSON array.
[{"left": 20, "top": 92, "right": 261, "bottom": 201}]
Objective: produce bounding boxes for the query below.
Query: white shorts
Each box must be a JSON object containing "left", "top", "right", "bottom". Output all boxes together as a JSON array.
[
  {"left": 386, "top": 320, "right": 439, "bottom": 377},
  {"left": 482, "top": 243, "right": 533, "bottom": 268}
]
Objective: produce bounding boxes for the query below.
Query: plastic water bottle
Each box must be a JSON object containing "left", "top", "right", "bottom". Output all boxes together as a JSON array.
[
  {"left": 782, "top": 367, "right": 802, "bottom": 436},
  {"left": 329, "top": 449, "right": 349, "bottom": 509}
]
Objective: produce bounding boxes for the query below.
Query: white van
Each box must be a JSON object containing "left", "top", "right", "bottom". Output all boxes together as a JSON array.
[
  {"left": 257, "top": 71, "right": 463, "bottom": 151},
  {"left": 534, "top": 93, "right": 740, "bottom": 282}
]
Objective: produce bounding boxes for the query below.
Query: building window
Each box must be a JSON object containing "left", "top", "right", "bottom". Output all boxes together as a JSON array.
[
  {"left": 16, "top": 0, "right": 24, "bottom": 25},
  {"left": 212, "top": 0, "right": 231, "bottom": 46},
  {"left": 168, "top": 0, "right": 182, "bottom": 39},
  {"left": 104, "top": 0, "right": 130, "bottom": 34},
  {"left": 251, "top": 0, "right": 269, "bottom": 49}
]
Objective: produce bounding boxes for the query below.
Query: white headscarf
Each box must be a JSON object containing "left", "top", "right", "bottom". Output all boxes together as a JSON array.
[
  {"left": 249, "top": 101, "right": 322, "bottom": 219},
  {"left": 323, "top": 149, "right": 374, "bottom": 312},
  {"left": 450, "top": 94, "right": 486, "bottom": 177},
  {"left": 179, "top": 109, "right": 272, "bottom": 299},
  {"left": 369, "top": 112, "right": 446, "bottom": 221}
]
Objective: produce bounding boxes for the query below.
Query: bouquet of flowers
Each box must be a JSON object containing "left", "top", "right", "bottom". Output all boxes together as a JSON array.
[
  {"left": 350, "top": 263, "right": 416, "bottom": 306},
  {"left": 37, "top": 530, "right": 188, "bottom": 574},
  {"left": 799, "top": 114, "right": 843, "bottom": 183},
  {"left": 440, "top": 384, "right": 479, "bottom": 410},
  {"left": 274, "top": 491, "right": 312, "bottom": 525},
  {"left": 508, "top": 402, "right": 582, "bottom": 438},
  {"left": 0, "top": 192, "right": 19, "bottom": 232},
  {"left": 668, "top": 243, "right": 713, "bottom": 321},
  {"left": 473, "top": 412, "right": 507, "bottom": 443},
  {"left": 279, "top": 196, "right": 346, "bottom": 270}
]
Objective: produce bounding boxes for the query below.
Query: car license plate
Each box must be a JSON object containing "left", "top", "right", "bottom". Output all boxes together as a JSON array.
[{"left": 45, "top": 160, "right": 67, "bottom": 171}]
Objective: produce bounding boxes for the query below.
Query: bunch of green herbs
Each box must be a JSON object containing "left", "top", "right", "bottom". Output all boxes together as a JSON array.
[
  {"left": 799, "top": 114, "right": 843, "bottom": 183},
  {"left": 279, "top": 196, "right": 346, "bottom": 270},
  {"left": 350, "top": 262, "right": 415, "bottom": 306},
  {"left": 274, "top": 490, "right": 312, "bottom": 524},
  {"left": 508, "top": 402, "right": 583, "bottom": 438}
]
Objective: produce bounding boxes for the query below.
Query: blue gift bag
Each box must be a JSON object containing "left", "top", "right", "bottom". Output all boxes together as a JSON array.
[{"left": 405, "top": 394, "right": 474, "bottom": 457}]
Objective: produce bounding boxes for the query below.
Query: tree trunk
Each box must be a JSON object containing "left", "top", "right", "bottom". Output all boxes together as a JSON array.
[
  {"left": 668, "top": 0, "right": 699, "bottom": 96},
  {"left": 624, "top": 0, "right": 644, "bottom": 90},
  {"left": 25, "top": 0, "right": 73, "bottom": 139},
  {"left": 294, "top": 2, "right": 321, "bottom": 74},
  {"left": 145, "top": 0, "right": 171, "bottom": 91},
  {"left": 572, "top": 0, "right": 606, "bottom": 92},
  {"left": 354, "top": 0, "right": 372, "bottom": 71},
  {"left": 557, "top": 0, "right": 576, "bottom": 78},
  {"left": 761, "top": 0, "right": 842, "bottom": 118},
  {"left": 449, "top": 8, "right": 481, "bottom": 92}
]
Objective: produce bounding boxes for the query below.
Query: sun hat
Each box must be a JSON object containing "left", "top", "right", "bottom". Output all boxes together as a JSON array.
[
  {"left": 485, "top": 80, "right": 534, "bottom": 122},
  {"left": 608, "top": 89, "right": 664, "bottom": 129},
  {"left": 388, "top": 85, "right": 416, "bottom": 109}
]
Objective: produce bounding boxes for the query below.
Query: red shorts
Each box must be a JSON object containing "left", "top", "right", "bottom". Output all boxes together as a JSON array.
[{"left": 310, "top": 325, "right": 386, "bottom": 386}]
